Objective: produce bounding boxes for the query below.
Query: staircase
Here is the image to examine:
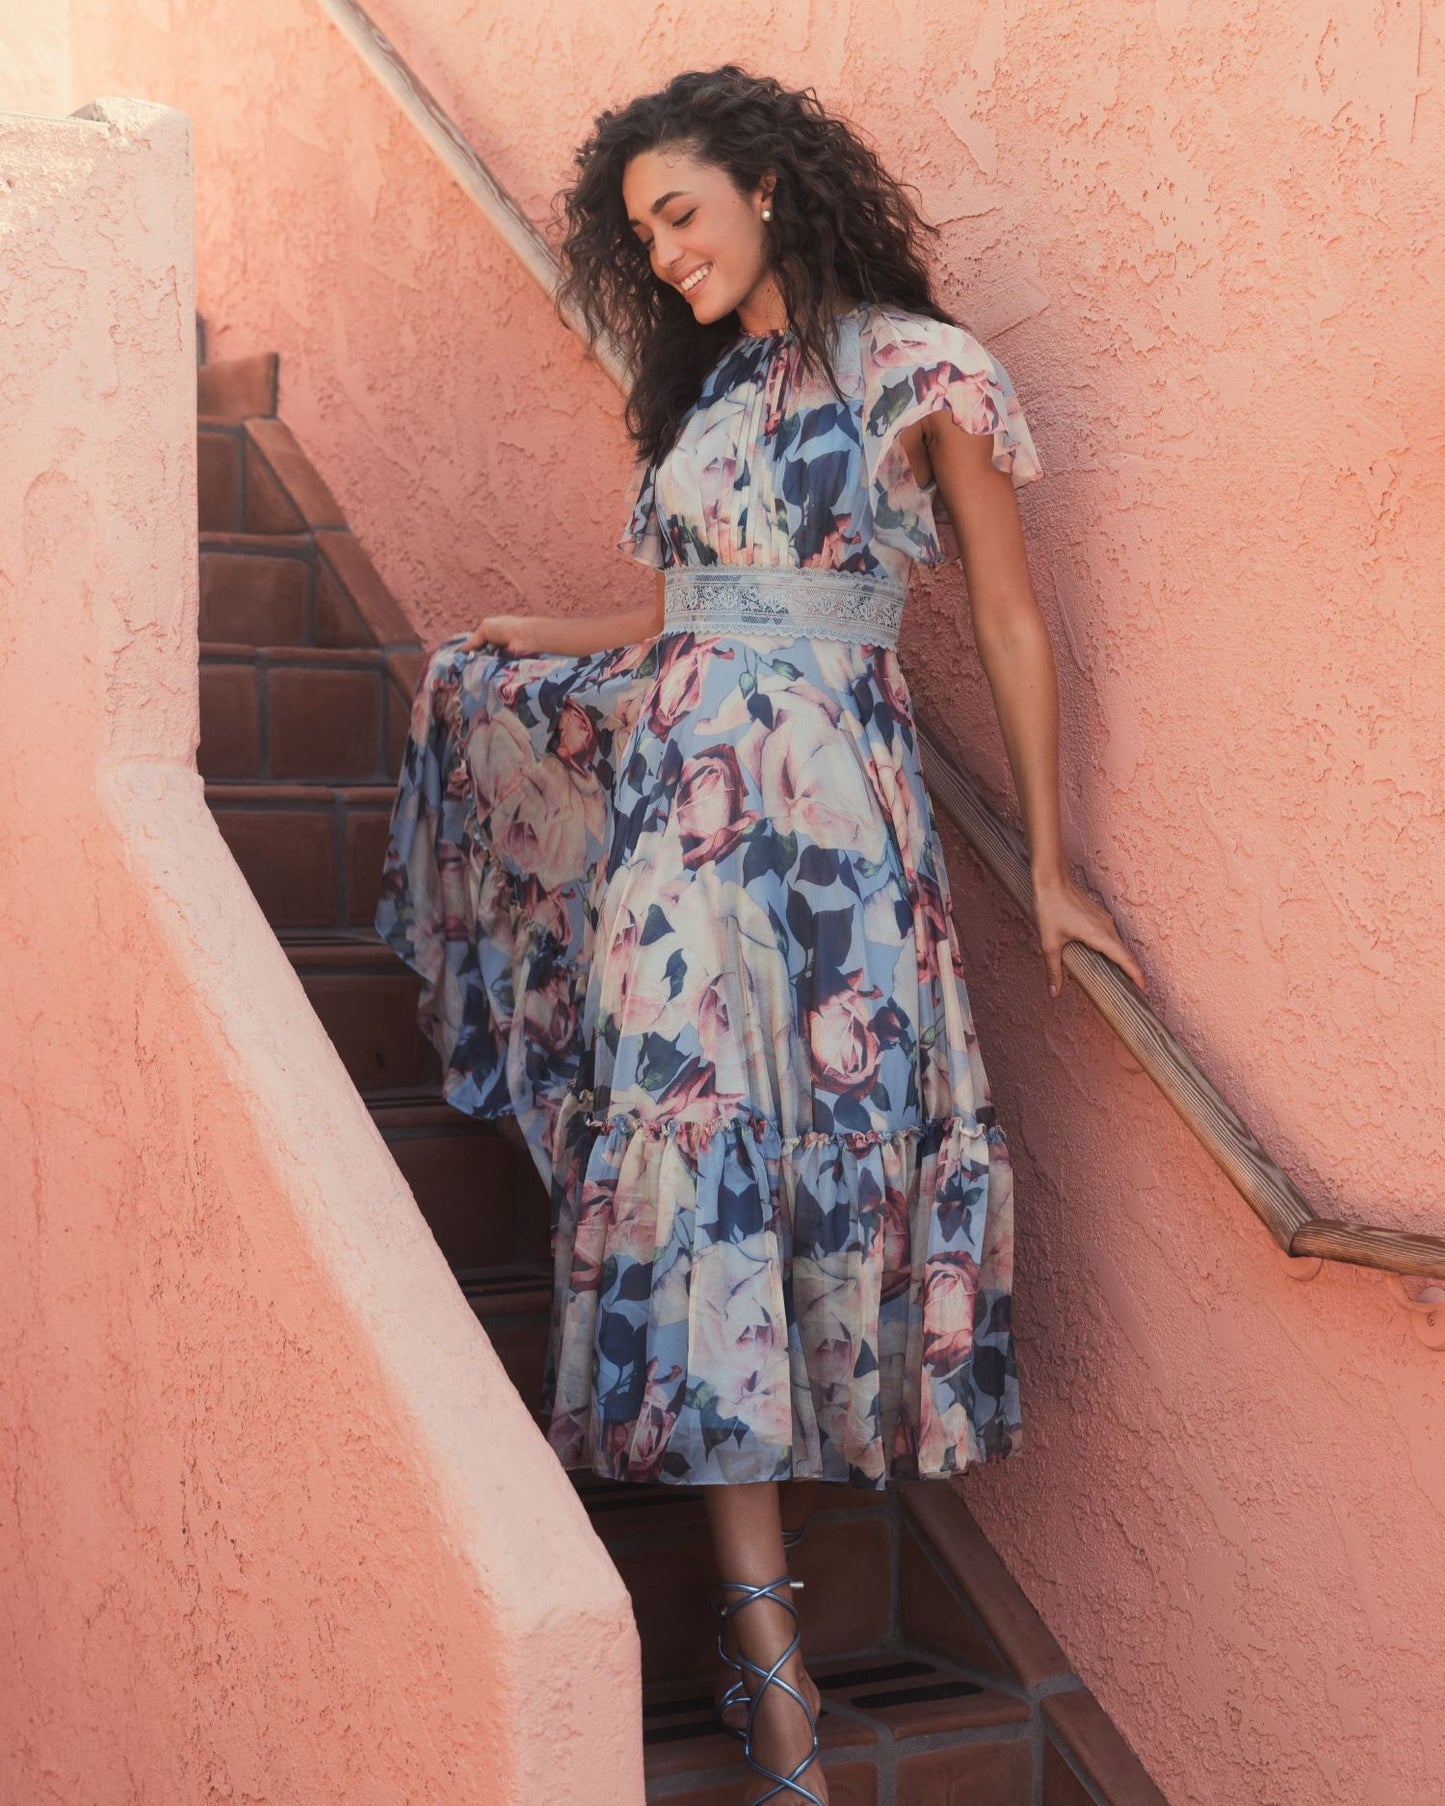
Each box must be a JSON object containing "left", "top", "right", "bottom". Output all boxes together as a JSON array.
[{"left": 194, "top": 344, "right": 1170, "bottom": 1806}]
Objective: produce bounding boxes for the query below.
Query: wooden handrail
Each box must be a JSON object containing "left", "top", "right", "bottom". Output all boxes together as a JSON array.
[{"left": 317, "top": 0, "right": 1445, "bottom": 1289}]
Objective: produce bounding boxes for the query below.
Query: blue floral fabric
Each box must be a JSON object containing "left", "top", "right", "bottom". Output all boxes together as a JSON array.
[{"left": 376, "top": 303, "right": 1041, "bottom": 1487}]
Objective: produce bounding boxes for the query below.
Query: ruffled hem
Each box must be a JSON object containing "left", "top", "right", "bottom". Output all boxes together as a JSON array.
[
  {"left": 573, "top": 1089, "right": 990, "bottom": 1155},
  {"left": 540, "top": 1088, "right": 1021, "bottom": 1489}
]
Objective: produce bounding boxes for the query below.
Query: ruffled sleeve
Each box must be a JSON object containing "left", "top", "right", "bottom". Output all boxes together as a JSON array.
[
  {"left": 616, "top": 455, "right": 665, "bottom": 567},
  {"left": 860, "top": 310, "right": 1044, "bottom": 564}
]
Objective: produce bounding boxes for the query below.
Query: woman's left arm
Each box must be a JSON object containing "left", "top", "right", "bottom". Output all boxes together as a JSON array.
[{"left": 920, "top": 413, "right": 1148, "bottom": 1001}]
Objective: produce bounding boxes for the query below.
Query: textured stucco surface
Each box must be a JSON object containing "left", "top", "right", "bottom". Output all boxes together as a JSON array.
[
  {"left": 0, "top": 0, "right": 71, "bottom": 117},
  {"left": 66, "top": 5, "right": 1445, "bottom": 1802},
  {"left": 0, "top": 98, "right": 641, "bottom": 1804}
]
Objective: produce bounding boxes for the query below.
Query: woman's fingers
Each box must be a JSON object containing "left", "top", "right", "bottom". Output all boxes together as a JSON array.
[
  {"left": 1074, "top": 920, "right": 1147, "bottom": 993},
  {"left": 464, "top": 614, "right": 540, "bottom": 654}
]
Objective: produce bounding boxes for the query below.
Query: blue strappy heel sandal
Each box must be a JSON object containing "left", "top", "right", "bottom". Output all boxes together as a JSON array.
[
  {"left": 713, "top": 1524, "right": 807, "bottom": 1738},
  {"left": 708, "top": 1571, "right": 826, "bottom": 1805}
]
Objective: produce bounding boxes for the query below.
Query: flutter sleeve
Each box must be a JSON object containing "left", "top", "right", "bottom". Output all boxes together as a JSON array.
[
  {"left": 615, "top": 454, "right": 665, "bottom": 567},
  {"left": 860, "top": 310, "right": 1044, "bottom": 563}
]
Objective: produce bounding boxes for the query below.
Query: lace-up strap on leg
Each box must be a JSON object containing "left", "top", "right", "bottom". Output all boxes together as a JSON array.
[{"left": 707, "top": 1575, "right": 826, "bottom": 1805}]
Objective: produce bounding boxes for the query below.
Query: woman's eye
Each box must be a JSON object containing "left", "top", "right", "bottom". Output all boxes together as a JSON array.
[{"left": 636, "top": 207, "right": 695, "bottom": 254}]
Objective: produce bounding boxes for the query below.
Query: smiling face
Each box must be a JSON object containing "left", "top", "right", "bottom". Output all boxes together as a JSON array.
[{"left": 621, "top": 143, "right": 783, "bottom": 333}]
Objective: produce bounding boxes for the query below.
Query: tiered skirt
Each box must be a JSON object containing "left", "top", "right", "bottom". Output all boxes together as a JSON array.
[{"left": 376, "top": 621, "right": 1021, "bottom": 1486}]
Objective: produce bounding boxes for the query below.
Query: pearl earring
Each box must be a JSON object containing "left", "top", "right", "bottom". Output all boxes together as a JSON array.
[{"left": 761, "top": 205, "right": 773, "bottom": 221}]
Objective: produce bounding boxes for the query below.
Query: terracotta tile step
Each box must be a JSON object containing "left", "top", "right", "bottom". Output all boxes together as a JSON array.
[
  {"left": 201, "top": 531, "right": 314, "bottom": 555},
  {"left": 1042, "top": 1690, "right": 1171, "bottom": 1806},
  {"left": 458, "top": 1268, "right": 552, "bottom": 1319},
  {"left": 206, "top": 780, "right": 397, "bottom": 804},
  {"left": 363, "top": 1085, "right": 551, "bottom": 1268},
  {"left": 279, "top": 928, "right": 405, "bottom": 970},
  {"left": 387, "top": 1129, "right": 522, "bottom": 1274},
  {"left": 643, "top": 1652, "right": 1032, "bottom": 1805},
  {"left": 611, "top": 1503, "right": 896, "bottom": 1689},
  {"left": 278, "top": 930, "right": 431, "bottom": 1088},
  {"left": 198, "top": 646, "right": 404, "bottom": 782},
  {"left": 197, "top": 352, "right": 278, "bottom": 421},
  {"left": 647, "top": 1763, "right": 878, "bottom": 1806},
  {"left": 198, "top": 426, "right": 243, "bottom": 534},
  {"left": 461, "top": 1271, "right": 552, "bottom": 1419},
  {"left": 362, "top": 1085, "right": 487, "bottom": 1132},
  {"left": 200, "top": 642, "right": 392, "bottom": 668},
  {"left": 244, "top": 415, "right": 345, "bottom": 532},
  {"left": 204, "top": 783, "right": 394, "bottom": 928},
  {"left": 201, "top": 540, "right": 315, "bottom": 646},
  {"left": 900, "top": 1484, "right": 1070, "bottom": 1689}
]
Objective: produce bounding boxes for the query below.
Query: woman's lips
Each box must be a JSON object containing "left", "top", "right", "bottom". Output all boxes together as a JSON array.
[{"left": 679, "top": 263, "right": 712, "bottom": 299}]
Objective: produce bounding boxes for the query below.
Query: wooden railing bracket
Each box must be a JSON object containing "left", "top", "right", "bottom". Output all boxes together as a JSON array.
[
  {"left": 1281, "top": 1254, "right": 1323, "bottom": 1282},
  {"left": 1391, "top": 1276, "right": 1445, "bottom": 1351}
]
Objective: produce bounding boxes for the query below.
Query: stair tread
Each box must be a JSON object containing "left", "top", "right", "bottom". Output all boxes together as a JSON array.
[
  {"left": 900, "top": 1487, "right": 1071, "bottom": 1687},
  {"left": 205, "top": 779, "right": 397, "bottom": 805},
  {"left": 200, "top": 530, "right": 313, "bottom": 553},
  {"left": 278, "top": 927, "right": 403, "bottom": 971},
  {"left": 197, "top": 352, "right": 278, "bottom": 421},
  {"left": 367, "top": 1091, "right": 503, "bottom": 1134},
  {"left": 200, "top": 641, "right": 388, "bottom": 665},
  {"left": 459, "top": 1266, "right": 552, "bottom": 1319},
  {"left": 643, "top": 1650, "right": 1029, "bottom": 1783},
  {"left": 1042, "top": 1690, "right": 1172, "bottom": 1806}
]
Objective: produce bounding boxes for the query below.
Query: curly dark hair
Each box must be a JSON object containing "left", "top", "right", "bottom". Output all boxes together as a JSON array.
[{"left": 552, "top": 65, "right": 961, "bottom": 465}]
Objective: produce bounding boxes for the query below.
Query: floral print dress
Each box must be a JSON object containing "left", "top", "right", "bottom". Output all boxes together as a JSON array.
[{"left": 376, "top": 302, "right": 1043, "bottom": 1488}]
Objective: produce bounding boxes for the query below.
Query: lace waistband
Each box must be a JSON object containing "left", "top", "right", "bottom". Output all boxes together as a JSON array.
[{"left": 663, "top": 567, "right": 906, "bottom": 649}]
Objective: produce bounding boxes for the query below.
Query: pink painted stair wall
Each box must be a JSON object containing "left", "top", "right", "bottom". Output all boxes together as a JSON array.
[{"left": 0, "top": 96, "right": 642, "bottom": 1806}]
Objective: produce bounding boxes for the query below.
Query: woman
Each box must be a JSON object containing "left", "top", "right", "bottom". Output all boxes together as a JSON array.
[{"left": 377, "top": 65, "right": 1146, "bottom": 1805}]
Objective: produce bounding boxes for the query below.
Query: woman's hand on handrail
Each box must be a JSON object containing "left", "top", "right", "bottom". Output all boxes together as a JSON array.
[{"left": 1031, "top": 868, "right": 1147, "bottom": 1001}]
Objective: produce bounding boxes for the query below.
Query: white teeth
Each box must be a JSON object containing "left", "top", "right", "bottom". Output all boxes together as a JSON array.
[{"left": 680, "top": 264, "right": 711, "bottom": 293}]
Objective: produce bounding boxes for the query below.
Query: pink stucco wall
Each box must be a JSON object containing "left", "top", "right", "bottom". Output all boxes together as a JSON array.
[
  {"left": 0, "top": 0, "right": 70, "bottom": 116},
  {"left": 65, "top": 6, "right": 1445, "bottom": 1802},
  {"left": 0, "top": 95, "right": 642, "bottom": 1804}
]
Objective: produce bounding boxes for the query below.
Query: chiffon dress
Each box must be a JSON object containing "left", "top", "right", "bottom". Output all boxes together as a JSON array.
[{"left": 375, "top": 302, "right": 1043, "bottom": 1488}]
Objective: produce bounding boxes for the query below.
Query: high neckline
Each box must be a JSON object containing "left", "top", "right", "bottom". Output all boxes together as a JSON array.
[{"left": 736, "top": 300, "right": 865, "bottom": 342}]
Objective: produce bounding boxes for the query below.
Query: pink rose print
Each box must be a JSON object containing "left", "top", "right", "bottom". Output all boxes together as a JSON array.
[
  {"left": 880, "top": 1171, "right": 913, "bottom": 1304},
  {"left": 522, "top": 965, "right": 577, "bottom": 1058},
  {"left": 465, "top": 709, "right": 534, "bottom": 818},
  {"left": 648, "top": 639, "right": 705, "bottom": 737},
  {"left": 690, "top": 1241, "right": 791, "bottom": 1443},
  {"left": 435, "top": 841, "right": 470, "bottom": 941},
  {"left": 554, "top": 697, "right": 599, "bottom": 773},
  {"left": 489, "top": 756, "right": 604, "bottom": 892},
  {"left": 869, "top": 646, "right": 913, "bottom": 721},
  {"left": 655, "top": 1061, "right": 747, "bottom": 1161},
  {"left": 920, "top": 1249, "right": 982, "bottom": 1377},
  {"left": 429, "top": 670, "right": 460, "bottom": 726},
  {"left": 618, "top": 1357, "right": 686, "bottom": 1479},
  {"left": 748, "top": 690, "right": 888, "bottom": 863},
  {"left": 675, "top": 742, "right": 758, "bottom": 869},
  {"left": 808, "top": 970, "right": 886, "bottom": 1102}
]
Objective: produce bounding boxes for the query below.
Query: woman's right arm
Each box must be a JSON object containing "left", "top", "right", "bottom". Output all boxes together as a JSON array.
[{"left": 463, "top": 572, "right": 666, "bottom": 656}]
